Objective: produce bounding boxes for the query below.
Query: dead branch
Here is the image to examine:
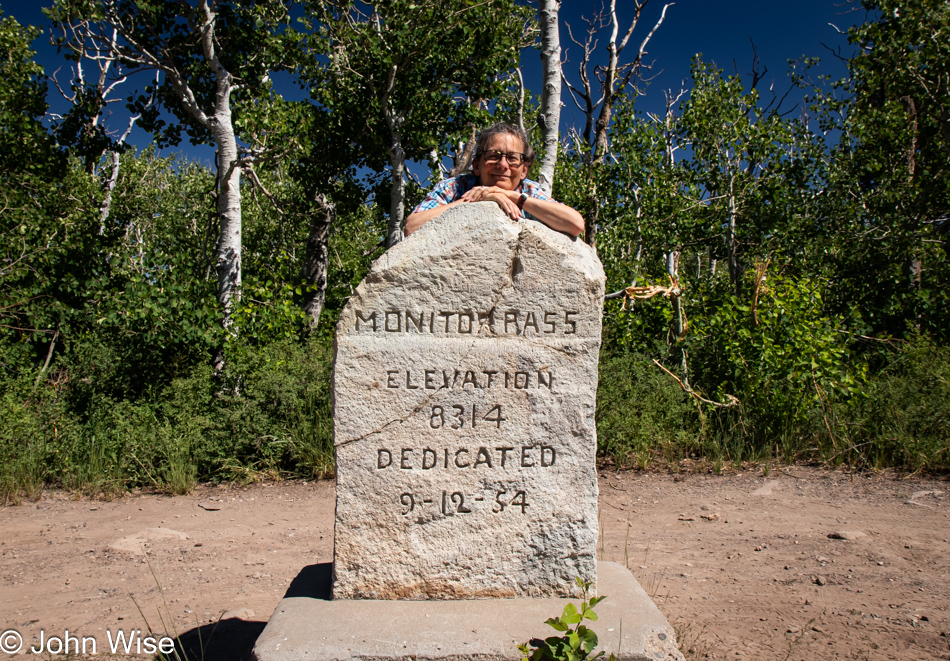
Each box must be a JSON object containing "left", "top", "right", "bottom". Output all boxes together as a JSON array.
[
  {"left": 34, "top": 330, "right": 60, "bottom": 388},
  {"left": 653, "top": 359, "right": 739, "bottom": 408},
  {"left": 750, "top": 257, "right": 770, "bottom": 324},
  {"left": 244, "top": 163, "right": 284, "bottom": 215},
  {"left": 604, "top": 274, "right": 680, "bottom": 302}
]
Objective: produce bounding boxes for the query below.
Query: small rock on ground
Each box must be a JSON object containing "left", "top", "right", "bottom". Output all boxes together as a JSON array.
[{"left": 828, "top": 530, "right": 866, "bottom": 541}]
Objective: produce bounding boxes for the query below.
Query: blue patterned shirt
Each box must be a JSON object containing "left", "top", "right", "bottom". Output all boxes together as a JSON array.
[{"left": 412, "top": 174, "right": 555, "bottom": 222}]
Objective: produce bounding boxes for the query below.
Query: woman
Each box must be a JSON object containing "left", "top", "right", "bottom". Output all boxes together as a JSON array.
[{"left": 404, "top": 123, "right": 584, "bottom": 238}]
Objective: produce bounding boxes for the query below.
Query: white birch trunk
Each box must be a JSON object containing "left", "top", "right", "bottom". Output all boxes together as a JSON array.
[
  {"left": 666, "top": 251, "right": 683, "bottom": 338},
  {"left": 383, "top": 65, "right": 406, "bottom": 248},
  {"left": 387, "top": 129, "right": 406, "bottom": 249},
  {"left": 99, "top": 151, "right": 122, "bottom": 232},
  {"left": 99, "top": 111, "right": 142, "bottom": 230},
  {"left": 213, "top": 114, "right": 243, "bottom": 326},
  {"left": 449, "top": 126, "right": 477, "bottom": 177},
  {"left": 537, "top": 0, "right": 562, "bottom": 195},
  {"left": 78, "top": 1, "right": 251, "bottom": 369},
  {"left": 726, "top": 178, "right": 739, "bottom": 291},
  {"left": 591, "top": 0, "right": 620, "bottom": 164},
  {"left": 666, "top": 250, "right": 687, "bottom": 384},
  {"left": 302, "top": 194, "right": 334, "bottom": 329},
  {"left": 189, "top": 2, "right": 243, "bottom": 333}
]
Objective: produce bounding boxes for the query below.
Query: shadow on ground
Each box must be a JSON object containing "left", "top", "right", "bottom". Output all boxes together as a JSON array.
[
  {"left": 172, "top": 618, "right": 267, "bottom": 661},
  {"left": 169, "top": 564, "right": 332, "bottom": 660}
]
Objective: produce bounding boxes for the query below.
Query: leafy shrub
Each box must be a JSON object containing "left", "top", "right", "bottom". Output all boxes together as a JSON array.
[
  {"left": 689, "top": 269, "right": 865, "bottom": 457},
  {"left": 0, "top": 334, "right": 335, "bottom": 501},
  {"left": 596, "top": 350, "right": 698, "bottom": 467},
  {"left": 824, "top": 334, "right": 950, "bottom": 471},
  {"left": 0, "top": 377, "right": 49, "bottom": 503}
]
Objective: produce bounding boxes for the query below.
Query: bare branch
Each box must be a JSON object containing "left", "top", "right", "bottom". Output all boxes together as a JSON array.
[
  {"left": 615, "top": 0, "right": 643, "bottom": 54},
  {"left": 635, "top": 3, "right": 672, "bottom": 67},
  {"left": 34, "top": 330, "right": 60, "bottom": 389},
  {"left": 747, "top": 39, "right": 767, "bottom": 90},
  {"left": 563, "top": 20, "right": 598, "bottom": 144},
  {"left": 653, "top": 359, "right": 739, "bottom": 408},
  {"left": 244, "top": 163, "right": 285, "bottom": 215},
  {"left": 561, "top": 70, "right": 587, "bottom": 112},
  {"left": 49, "top": 67, "right": 76, "bottom": 103}
]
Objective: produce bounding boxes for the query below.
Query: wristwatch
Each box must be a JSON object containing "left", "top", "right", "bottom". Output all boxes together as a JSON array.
[{"left": 517, "top": 192, "right": 528, "bottom": 210}]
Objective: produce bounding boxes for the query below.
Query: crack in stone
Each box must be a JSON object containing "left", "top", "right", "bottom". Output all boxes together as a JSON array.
[
  {"left": 336, "top": 330, "right": 500, "bottom": 448},
  {"left": 335, "top": 389, "right": 442, "bottom": 447},
  {"left": 476, "top": 224, "right": 524, "bottom": 338}
]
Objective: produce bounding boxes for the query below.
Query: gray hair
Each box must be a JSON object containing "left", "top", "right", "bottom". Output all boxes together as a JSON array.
[{"left": 474, "top": 122, "right": 535, "bottom": 166}]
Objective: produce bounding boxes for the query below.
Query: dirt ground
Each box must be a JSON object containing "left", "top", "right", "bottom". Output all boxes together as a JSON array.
[{"left": 1, "top": 467, "right": 948, "bottom": 660}]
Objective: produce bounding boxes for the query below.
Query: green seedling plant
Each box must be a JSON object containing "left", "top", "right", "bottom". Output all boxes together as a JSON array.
[{"left": 519, "top": 578, "right": 617, "bottom": 661}]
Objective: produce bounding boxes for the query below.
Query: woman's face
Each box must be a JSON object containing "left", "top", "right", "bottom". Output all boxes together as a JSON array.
[{"left": 472, "top": 133, "right": 529, "bottom": 191}]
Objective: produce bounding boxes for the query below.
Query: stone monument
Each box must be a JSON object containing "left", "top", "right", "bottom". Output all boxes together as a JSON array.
[
  {"left": 332, "top": 202, "right": 604, "bottom": 600},
  {"left": 252, "top": 204, "right": 684, "bottom": 661}
]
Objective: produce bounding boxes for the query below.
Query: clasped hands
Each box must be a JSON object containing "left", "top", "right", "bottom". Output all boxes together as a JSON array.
[{"left": 460, "top": 185, "right": 522, "bottom": 221}]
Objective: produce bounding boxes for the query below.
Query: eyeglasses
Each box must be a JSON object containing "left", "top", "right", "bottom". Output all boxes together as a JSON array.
[{"left": 479, "top": 149, "right": 526, "bottom": 166}]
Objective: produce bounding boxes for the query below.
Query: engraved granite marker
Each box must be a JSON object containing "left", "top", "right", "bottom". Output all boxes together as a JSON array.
[{"left": 332, "top": 203, "right": 605, "bottom": 600}]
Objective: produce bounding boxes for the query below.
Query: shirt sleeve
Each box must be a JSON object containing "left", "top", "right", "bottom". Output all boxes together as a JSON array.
[
  {"left": 411, "top": 178, "right": 461, "bottom": 214},
  {"left": 526, "top": 182, "right": 554, "bottom": 202},
  {"left": 521, "top": 180, "right": 557, "bottom": 221}
]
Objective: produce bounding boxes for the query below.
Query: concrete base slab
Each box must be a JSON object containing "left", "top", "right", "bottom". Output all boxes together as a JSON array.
[{"left": 251, "top": 561, "right": 683, "bottom": 661}]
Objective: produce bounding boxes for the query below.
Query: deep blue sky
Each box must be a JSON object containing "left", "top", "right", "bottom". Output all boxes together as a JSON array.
[
  {"left": 530, "top": 0, "right": 860, "bottom": 130},
  {"left": 1, "top": 0, "right": 863, "bottom": 170}
]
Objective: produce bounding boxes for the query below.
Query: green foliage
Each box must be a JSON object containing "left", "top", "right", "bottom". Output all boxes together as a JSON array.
[
  {"left": 822, "top": 334, "right": 950, "bottom": 471},
  {"left": 0, "top": 13, "right": 67, "bottom": 374},
  {"left": 575, "top": 33, "right": 948, "bottom": 470},
  {"left": 297, "top": 0, "right": 531, "bottom": 235},
  {"left": 0, "top": 13, "right": 57, "bottom": 174},
  {"left": 848, "top": 0, "right": 950, "bottom": 220},
  {"left": 676, "top": 58, "right": 825, "bottom": 292},
  {"left": 300, "top": 0, "right": 529, "bottom": 158},
  {"left": 799, "top": 0, "right": 950, "bottom": 341},
  {"left": 0, "top": 335, "right": 335, "bottom": 503},
  {"left": 596, "top": 350, "right": 699, "bottom": 468},
  {"left": 519, "top": 579, "right": 616, "bottom": 661},
  {"left": 45, "top": 0, "right": 295, "bottom": 149},
  {"left": 690, "top": 268, "right": 864, "bottom": 448},
  {"left": 231, "top": 275, "right": 310, "bottom": 344},
  {"left": 47, "top": 152, "right": 221, "bottom": 399},
  {"left": 0, "top": 377, "right": 49, "bottom": 502},
  {"left": 0, "top": 135, "right": 363, "bottom": 500}
]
